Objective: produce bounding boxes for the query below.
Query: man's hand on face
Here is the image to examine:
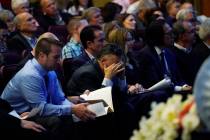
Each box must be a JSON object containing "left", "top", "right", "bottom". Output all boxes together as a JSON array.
[{"left": 104, "top": 62, "right": 125, "bottom": 79}]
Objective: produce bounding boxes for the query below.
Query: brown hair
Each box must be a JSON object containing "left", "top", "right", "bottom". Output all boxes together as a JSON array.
[
  {"left": 107, "top": 28, "right": 129, "bottom": 52},
  {"left": 35, "top": 38, "right": 62, "bottom": 58}
]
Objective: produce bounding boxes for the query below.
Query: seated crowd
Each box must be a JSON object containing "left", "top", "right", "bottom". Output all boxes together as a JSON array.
[{"left": 0, "top": 0, "right": 210, "bottom": 139}]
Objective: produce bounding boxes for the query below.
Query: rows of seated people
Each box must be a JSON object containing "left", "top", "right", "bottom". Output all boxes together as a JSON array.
[{"left": 0, "top": 0, "right": 210, "bottom": 139}]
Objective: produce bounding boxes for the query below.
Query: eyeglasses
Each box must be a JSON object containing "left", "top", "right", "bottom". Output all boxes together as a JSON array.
[
  {"left": 164, "top": 32, "right": 174, "bottom": 37},
  {"left": 126, "top": 38, "right": 134, "bottom": 42},
  {"left": 185, "top": 29, "right": 195, "bottom": 34}
]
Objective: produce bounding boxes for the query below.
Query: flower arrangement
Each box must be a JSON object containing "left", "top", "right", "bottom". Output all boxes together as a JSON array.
[{"left": 130, "top": 94, "right": 200, "bottom": 140}]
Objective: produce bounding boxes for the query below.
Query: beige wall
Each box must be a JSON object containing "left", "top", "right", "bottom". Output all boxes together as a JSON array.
[{"left": 92, "top": 0, "right": 111, "bottom": 8}]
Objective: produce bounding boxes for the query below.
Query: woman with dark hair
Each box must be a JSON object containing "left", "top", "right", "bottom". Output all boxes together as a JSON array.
[
  {"left": 116, "top": 13, "right": 144, "bottom": 53},
  {"left": 67, "top": 0, "right": 92, "bottom": 16}
]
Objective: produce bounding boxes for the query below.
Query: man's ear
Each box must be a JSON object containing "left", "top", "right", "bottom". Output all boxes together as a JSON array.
[
  {"left": 38, "top": 52, "right": 46, "bottom": 59},
  {"left": 99, "top": 57, "right": 107, "bottom": 66},
  {"left": 87, "top": 41, "right": 93, "bottom": 47}
]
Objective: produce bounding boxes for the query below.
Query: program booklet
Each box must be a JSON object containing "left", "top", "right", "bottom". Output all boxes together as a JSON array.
[{"left": 73, "top": 86, "right": 113, "bottom": 122}]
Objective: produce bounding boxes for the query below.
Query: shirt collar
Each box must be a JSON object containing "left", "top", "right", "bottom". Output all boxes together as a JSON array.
[
  {"left": 22, "top": 34, "right": 37, "bottom": 48},
  {"left": 174, "top": 43, "right": 192, "bottom": 53},
  {"left": 154, "top": 46, "right": 162, "bottom": 56},
  {"left": 203, "top": 41, "right": 210, "bottom": 49},
  {"left": 31, "top": 58, "right": 48, "bottom": 76},
  {"left": 70, "top": 37, "right": 80, "bottom": 45},
  {"left": 85, "top": 50, "right": 95, "bottom": 60}
]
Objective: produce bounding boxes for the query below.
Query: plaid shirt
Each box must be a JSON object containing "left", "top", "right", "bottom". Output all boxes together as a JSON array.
[{"left": 62, "top": 38, "right": 83, "bottom": 59}]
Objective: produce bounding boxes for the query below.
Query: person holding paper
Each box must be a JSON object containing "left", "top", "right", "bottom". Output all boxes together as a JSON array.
[
  {"left": 0, "top": 98, "right": 48, "bottom": 139},
  {"left": 67, "top": 43, "right": 170, "bottom": 139},
  {"left": 67, "top": 43, "right": 144, "bottom": 96},
  {"left": 1, "top": 37, "right": 96, "bottom": 139},
  {"left": 171, "top": 20, "right": 197, "bottom": 86},
  {"left": 136, "top": 19, "right": 192, "bottom": 93}
]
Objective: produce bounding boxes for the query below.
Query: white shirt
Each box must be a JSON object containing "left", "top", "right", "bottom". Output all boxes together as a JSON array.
[
  {"left": 85, "top": 50, "right": 95, "bottom": 60},
  {"left": 174, "top": 43, "right": 192, "bottom": 54},
  {"left": 203, "top": 41, "right": 210, "bottom": 50},
  {"left": 22, "top": 34, "right": 37, "bottom": 48},
  {"left": 68, "top": 6, "right": 85, "bottom": 16}
]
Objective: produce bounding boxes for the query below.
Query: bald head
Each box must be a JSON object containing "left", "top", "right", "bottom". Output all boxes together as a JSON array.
[
  {"left": 37, "top": 32, "right": 59, "bottom": 42},
  {"left": 14, "top": 12, "right": 39, "bottom": 33},
  {"left": 40, "top": 0, "right": 58, "bottom": 16},
  {"left": 180, "top": 2, "right": 193, "bottom": 10},
  {"left": 11, "top": 0, "right": 30, "bottom": 15}
]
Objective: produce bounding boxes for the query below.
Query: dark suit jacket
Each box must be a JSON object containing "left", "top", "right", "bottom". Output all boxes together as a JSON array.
[
  {"left": 170, "top": 46, "right": 198, "bottom": 86},
  {"left": 35, "top": 11, "right": 72, "bottom": 31},
  {"left": 0, "top": 98, "right": 21, "bottom": 129},
  {"left": 137, "top": 46, "right": 185, "bottom": 89},
  {"left": 125, "top": 52, "right": 141, "bottom": 85},
  {"left": 72, "top": 51, "right": 92, "bottom": 72},
  {"left": 63, "top": 51, "right": 92, "bottom": 91},
  {"left": 67, "top": 58, "right": 171, "bottom": 131},
  {"left": 0, "top": 99, "right": 49, "bottom": 139},
  {"left": 192, "top": 41, "right": 210, "bottom": 71},
  {"left": 6, "top": 32, "right": 33, "bottom": 56},
  {"left": 66, "top": 60, "right": 104, "bottom": 96}
]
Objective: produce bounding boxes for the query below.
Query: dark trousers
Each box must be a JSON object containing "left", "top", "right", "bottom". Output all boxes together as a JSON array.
[
  {"left": 29, "top": 115, "right": 76, "bottom": 140},
  {"left": 0, "top": 125, "right": 50, "bottom": 140},
  {"left": 29, "top": 114, "right": 116, "bottom": 140}
]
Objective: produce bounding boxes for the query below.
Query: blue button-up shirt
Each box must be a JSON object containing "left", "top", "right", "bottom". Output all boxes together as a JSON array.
[{"left": 1, "top": 58, "right": 73, "bottom": 116}]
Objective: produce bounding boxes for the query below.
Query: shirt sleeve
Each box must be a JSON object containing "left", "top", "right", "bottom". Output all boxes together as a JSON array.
[
  {"left": 117, "top": 78, "right": 127, "bottom": 92},
  {"left": 102, "top": 78, "right": 113, "bottom": 87},
  {"left": 20, "top": 75, "right": 72, "bottom": 116}
]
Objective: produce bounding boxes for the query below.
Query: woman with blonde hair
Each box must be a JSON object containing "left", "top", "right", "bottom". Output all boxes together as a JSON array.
[{"left": 107, "top": 27, "right": 140, "bottom": 85}]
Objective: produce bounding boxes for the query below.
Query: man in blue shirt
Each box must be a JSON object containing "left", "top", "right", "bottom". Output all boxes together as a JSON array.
[{"left": 1, "top": 37, "right": 96, "bottom": 139}]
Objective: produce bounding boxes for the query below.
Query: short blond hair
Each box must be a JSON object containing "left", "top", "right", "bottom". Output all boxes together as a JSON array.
[
  {"left": 82, "top": 7, "right": 101, "bottom": 22},
  {"left": 11, "top": 0, "right": 29, "bottom": 12}
]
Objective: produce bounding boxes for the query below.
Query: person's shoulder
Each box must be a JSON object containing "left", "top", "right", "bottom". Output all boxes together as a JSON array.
[
  {"left": 138, "top": 46, "right": 152, "bottom": 58},
  {"left": 72, "top": 62, "right": 95, "bottom": 77},
  {"left": 20, "top": 61, "right": 41, "bottom": 78}
]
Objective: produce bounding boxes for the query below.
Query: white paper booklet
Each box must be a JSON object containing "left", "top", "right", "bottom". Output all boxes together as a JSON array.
[
  {"left": 148, "top": 78, "right": 172, "bottom": 91},
  {"left": 80, "top": 86, "right": 114, "bottom": 111},
  {"left": 73, "top": 86, "right": 113, "bottom": 122}
]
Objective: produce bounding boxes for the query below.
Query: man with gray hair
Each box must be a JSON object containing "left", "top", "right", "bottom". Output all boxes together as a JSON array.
[
  {"left": 171, "top": 20, "right": 197, "bottom": 85},
  {"left": 126, "top": 0, "right": 157, "bottom": 15},
  {"left": 176, "top": 8, "right": 197, "bottom": 29},
  {"left": 34, "top": 0, "right": 72, "bottom": 31},
  {"left": 11, "top": 0, "right": 30, "bottom": 15},
  {"left": 6, "top": 12, "right": 39, "bottom": 56},
  {"left": 0, "top": 9, "right": 16, "bottom": 32},
  {"left": 82, "top": 7, "right": 103, "bottom": 26},
  {"left": 193, "top": 18, "right": 210, "bottom": 71}
]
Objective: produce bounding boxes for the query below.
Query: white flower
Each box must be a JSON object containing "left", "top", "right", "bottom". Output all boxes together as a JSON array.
[{"left": 130, "top": 94, "right": 200, "bottom": 140}]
